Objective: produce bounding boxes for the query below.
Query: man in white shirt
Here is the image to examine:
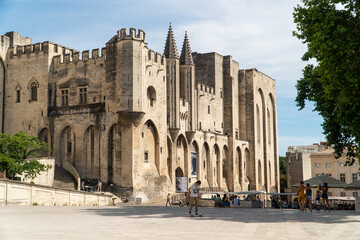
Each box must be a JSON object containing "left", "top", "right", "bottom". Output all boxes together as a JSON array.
[{"left": 188, "top": 180, "right": 201, "bottom": 215}]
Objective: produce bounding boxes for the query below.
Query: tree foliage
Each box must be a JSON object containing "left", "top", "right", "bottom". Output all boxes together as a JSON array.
[
  {"left": 279, "top": 156, "right": 287, "bottom": 175},
  {"left": 294, "top": 0, "right": 360, "bottom": 164},
  {"left": 0, "top": 131, "right": 51, "bottom": 180}
]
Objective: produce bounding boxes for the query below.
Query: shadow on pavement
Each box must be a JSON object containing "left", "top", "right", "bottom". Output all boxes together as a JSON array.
[{"left": 83, "top": 206, "right": 359, "bottom": 224}]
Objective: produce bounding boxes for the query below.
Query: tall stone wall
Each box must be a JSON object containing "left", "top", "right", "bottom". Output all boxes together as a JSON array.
[{"left": 0, "top": 28, "right": 280, "bottom": 202}]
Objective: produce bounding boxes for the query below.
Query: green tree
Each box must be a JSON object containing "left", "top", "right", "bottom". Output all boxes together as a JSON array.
[
  {"left": 279, "top": 156, "right": 287, "bottom": 175},
  {"left": 0, "top": 131, "right": 51, "bottom": 180},
  {"left": 294, "top": 0, "right": 360, "bottom": 164}
]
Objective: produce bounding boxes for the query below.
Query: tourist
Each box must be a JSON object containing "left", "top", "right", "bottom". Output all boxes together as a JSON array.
[
  {"left": 233, "top": 195, "right": 239, "bottom": 206},
  {"left": 214, "top": 194, "right": 222, "bottom": 207},
  {"left": 97, "top": 180, "right": 102, "bottom": 192},
  {"left": 81, "top": 180, "right": 85, "bottom": 191},
  {"left": 166, "top": 193, "right": 172, "bottom": 207},
  {"left": 188, "top": 180, "right": 201, "bottom": 215},
  {"left": 315, "top": 190, "right": 321, "bottom": 211},
  {"left": 222, "top": 194, "right": 230, "bottom": 207},
  {"left": 322, "top": 182, "right": 330, "bottom": 211},
  {"left": 305, "top": 183, "right": 312, "bottom": 212},
  {"left": 297, "top": 181, "right": 306, "bottom": 211}
]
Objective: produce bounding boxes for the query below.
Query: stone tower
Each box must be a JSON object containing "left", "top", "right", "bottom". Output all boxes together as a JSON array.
[
  {"left": 179, "top": 31, "right": 196, "bottom": 131},
  {"left": 164, "top": 23, "right": 180, "bottom": 129}
]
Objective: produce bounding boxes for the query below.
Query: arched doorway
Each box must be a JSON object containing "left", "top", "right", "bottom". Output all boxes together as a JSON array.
[
  {"left": 175, "top": 135, "right": 188, "bottom": 177},
  {"left": 213, "top": 144, "right": 220, "bottom": 187},
  {"left": 190, "top": 141, "right": 199, "bottom": 178},
  {"left": 236, "top": 147, "right": 242, "bottom": 187},
  {"left": 59, "top": 126, "right": 76, "bottom": 167},
  {"left": 141, "top": 120, "right": 159, "bottom": 172},
  {"left": 245, "top": 148, "right": 251, "bottom": 190},
  {"left": 108, "top": 124, "right": 121, "bottom": 184},
  {"left": 201, "top": 142, "right": 210, "bottom": 186},
  {"left": 222, "top": 146, "right": 229, "bottom": 189},
  {"left": 38, "top": 128, "right": 51, "bottom": 157},
  {"left": 175, "top": 167, "right": 184, "bottom": 177},
  {"left": 83, "top": 125, "right": 100, "bottom": 179}
]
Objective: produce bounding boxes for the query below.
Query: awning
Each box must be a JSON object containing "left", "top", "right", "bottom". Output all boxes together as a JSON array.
[
  {"left": 346, "top": 180, "right": 360, "bottom": 189},
  {"left": 292, "top": 174, "right": 348, "bottom": 188}
]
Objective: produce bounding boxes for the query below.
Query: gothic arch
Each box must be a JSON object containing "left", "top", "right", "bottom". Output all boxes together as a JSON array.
[
  {"left": 190, "top": 140, "right": 199, "bottom": 178},
  {"left": 59, "top": 126, "right": 76, "bottom": 167},
  {"left": 83, "top": 125, "right": 100, "bottom": 179},
  {"left": 141, "top": 120, "right": 160, "bottom": 173},
  {"left": 175, "top": 167, "right": 184, "bottom": 177},
  {"left": 175, "top": 134, "right": 188, "bottom": 177},
  {"left": 201, "top": 142, "right": 210, "bottom": 185},
  {"left": 107, "top": 124, "right": 122, "bottom": 184},
  {"left": 269, "top": 93, "right": 278, "bottom": 190},
  {"left": 147, "top": 86, "right": 156, "bottom": 107},
  {"left": 236, "top": 147, "right": 242, "bottom": 186},
  {"left": 258, "top": 88, "right": 267, "bottom": 190},
  {"left": 28, "top": 77, "right": 39, "bottom": 102},
  {"left": 256, "top": 104, "right": 260, "bottom": 143},
  {"left": 213, "top": 144, "right": 221, "bottom": 187},
  {"left": 245, "top": 148, "right": 251, "bottom": 188},
  {"left": 38, "top": 128, "right": 51, "bottom": 157},
  {"left": 167, "top": 136, "right": 173, "bottom": 181},
  {"left": 222, "top": 145, "right": 229, "bottom": 188}
]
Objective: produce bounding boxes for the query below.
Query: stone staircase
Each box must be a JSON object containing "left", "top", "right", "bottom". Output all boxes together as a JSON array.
[{"left": 52, "top": 167, "right": 77, "bottom": 190}]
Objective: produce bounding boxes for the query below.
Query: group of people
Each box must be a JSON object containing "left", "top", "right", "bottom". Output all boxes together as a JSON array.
[
  {"left": 213, "top": 194, "right": 231, "bottom": 207},
  {"left": 81, "top": 179, "right": 103, "bottom": 192},
  {"left": 297, "top": 181, "right": 330, "bottom": 212}
]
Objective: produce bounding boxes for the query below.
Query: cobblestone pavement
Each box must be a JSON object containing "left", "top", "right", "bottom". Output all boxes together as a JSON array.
[{"left": 0, "top": 206, "right": 359, "bottom": 240}]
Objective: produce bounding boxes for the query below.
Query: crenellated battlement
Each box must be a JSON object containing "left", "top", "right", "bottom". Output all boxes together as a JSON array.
[
  {"left": 147, "top": 49, "right": 165, "bottom": 66},
  {"left": 9, "top": 42, "right": 47, "bottom": 58},
  {"left": 8, "top": 41, "right": 76, "bottom": 59},
  {"left": 117, "top": 28, "right": 145, "bottom": 42},
  {"left": 197, "top": 83, "right": 215, "bottom": 96},
  {"left": 53, "top": 47, "right": 106, "bottom": 65}
]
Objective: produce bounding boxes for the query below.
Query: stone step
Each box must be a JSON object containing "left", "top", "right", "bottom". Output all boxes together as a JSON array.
[{"left": 53, "top": 167, "right": 77, "bottom": 190}]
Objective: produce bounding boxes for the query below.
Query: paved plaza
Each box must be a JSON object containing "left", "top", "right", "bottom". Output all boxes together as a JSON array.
[{"left": 0, "top": 205, "right": 359, "bottom": 240}]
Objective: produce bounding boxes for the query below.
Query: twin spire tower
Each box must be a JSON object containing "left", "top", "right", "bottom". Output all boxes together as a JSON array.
[{"left": 163, "top": 23, "right": 196, "bottom": 130}]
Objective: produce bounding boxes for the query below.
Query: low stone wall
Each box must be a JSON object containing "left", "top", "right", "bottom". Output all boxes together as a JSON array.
[
  {"left": 20, "top": 158, "right": 55, "bottom": 186},
  {"left": 0, "top": 179, "right": 113, "bottom": 206}
]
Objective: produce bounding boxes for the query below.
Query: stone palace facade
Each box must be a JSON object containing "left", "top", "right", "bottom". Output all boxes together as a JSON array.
[{"left": 0, "top": 24, "right": 279, "bottom": 201}]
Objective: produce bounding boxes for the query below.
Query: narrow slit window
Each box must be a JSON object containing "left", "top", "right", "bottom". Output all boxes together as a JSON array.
[{"left": 16, "top": 90, "right": 21, "bottom": 103}]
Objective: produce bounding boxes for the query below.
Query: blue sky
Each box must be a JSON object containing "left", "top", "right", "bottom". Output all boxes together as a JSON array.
[{"left": 0, "top": 0, "right": 325, "bottom": 155}]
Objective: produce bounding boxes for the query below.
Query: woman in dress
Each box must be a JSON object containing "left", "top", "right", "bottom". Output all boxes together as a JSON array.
[{"left": 322, "top": 182, "right": 330, "bottom": 211}]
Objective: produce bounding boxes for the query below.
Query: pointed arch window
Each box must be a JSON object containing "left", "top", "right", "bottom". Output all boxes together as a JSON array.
[
  {"left": 30, "top": 82, "right": 38, "bottom": 101},
  {"left": 15, "top": 84, "right": 22, "bottom": 103}
]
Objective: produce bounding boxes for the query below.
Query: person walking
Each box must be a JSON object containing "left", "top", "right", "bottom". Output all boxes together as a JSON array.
[
  {"left": 166, "top": 193, "right": 172, "bottom": 207},
  {"left": 97, "top": 180, "right": 102, "bottom": 192},
  {"left": 188, "top": 180, "right": 201, "bottom": 215},
  {"left": 305, "top": 183, "right": 312, "bottom": 212},
  {"left": 322, "top": 182, "right": 330, "bottom": 211},
  {"left": 297, "top": 181, "right": 306, "bottom": 211},
  {"left": 315, "top": 190, "right": 321, "bottom": 211}
]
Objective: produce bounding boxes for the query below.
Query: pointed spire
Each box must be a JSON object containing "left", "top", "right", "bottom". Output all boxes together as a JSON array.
[
  {"left": 163, "top": 23, "right": 179, "bottom": 59},
  {"left": 180, "top": 31, "right": 194, "bottom": 65}
]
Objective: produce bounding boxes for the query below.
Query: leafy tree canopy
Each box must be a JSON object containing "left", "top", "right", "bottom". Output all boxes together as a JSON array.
[
  {"left": 294, "top": 0, "right": 360, "bottom": 164},
  {"left": 279, "top": 156, "right": 287, "bottom": 175},
  {"left": 0, "top": 131, "right": 51, "bottom": 180}
]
